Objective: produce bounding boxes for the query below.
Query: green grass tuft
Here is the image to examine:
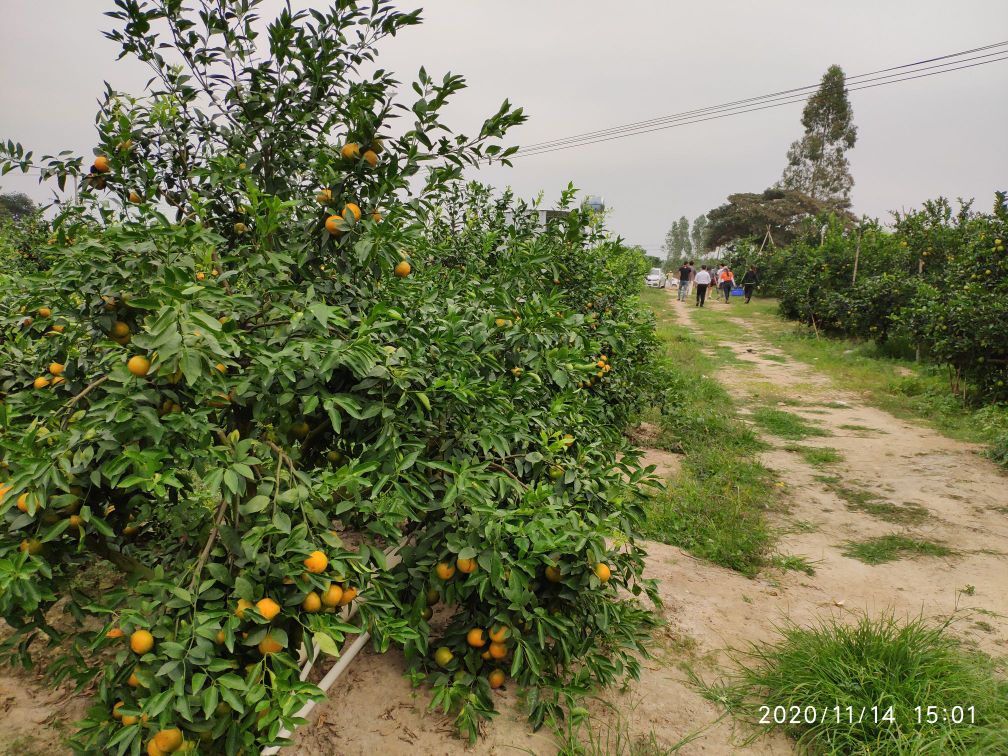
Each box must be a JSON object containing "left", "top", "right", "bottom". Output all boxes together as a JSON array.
[
  {"left": 783, "top": 444, "right": 842, "bottom": 466},
  {"left": 842, "top": 534, "right": 954, "bottom": 565},
  {"left": 769, "top": 553, "right": 817, "bottom": 576},
  {"left": 696, "top": 613, "right": 1008, "bottom": 755},
  {"left": 751, "top": 407, "right": 831, "bottom": 440}
]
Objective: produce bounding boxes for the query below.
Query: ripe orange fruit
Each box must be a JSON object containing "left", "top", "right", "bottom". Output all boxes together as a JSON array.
[
  {"left": 362, "top": 150, "right": 378, "bottom": 167},
  {"left": 340, "top": 142, "right": 361, "bottom": 160},
  {"left": 466, "top": 628, "right": 487, "bottom": 648},
  {"left": 302, "top": 591, "right": 322, "bottom": 613},
  {"left": 130, "top": 629, "right": 154, "bottom": 654},
  {"left": 147, "top": 739, "right": 165, "bottom": 756},
  {"left": 196, "top": 271, "right": 206, "bottom": 281},
  {"left": 337, "top": 586, "right": 357, "bottom": 606},
  {"left": 127, "top": 668, "right": 141, "bottom": 687},
  {"left": 129, "top": 190, "right": 142, "bottom": 204},
  {"left": 49, "top": 324, "right": 65, "bottom": 333},
  {"left": 235, "top": 598, "right": 254, "bottom": 619},
  {"left": 49, "top": 362, "right": 65, "bottom": 376},
  {"left": 394, "top": 260, "right": 411, "bottom": 278},
  {"left": 93, "top": 155, "right": 110, "bottom": 173},
  {"left": 16, "top": 493, "right": 30, "bottom": 512},
  {"left": 33, "top": 376, "right": 51, "bottom": 389},
  {"left": 594, "top": 563, "right": 611, "bottom": 583},
  {"left": 68, "top": 514, "right": 83, "bottom": 530},
  {"left": 488, "top": 641, "right": 507, "bottom": 660},
  {"left": 325, "top": 215, "right": 345, "bottom": 236},
  {"left": 214, "top": 362, "right": 227, "bottom": 374},
  {"left": 371, "top": 211, "right": 382, "bottom": 223},
  {"left": 106, "top": 627, "right": 126, "bottom": 639},
  {"left": 316, "top": 188, "right": 333, "bottom": 204},
  {"left": 37, "top": 307, "right": 52, "bottom": 318},
  {"left": 127, "top": 355, "right": 151, "bottom": 377},
  {"left": 321, "top": 583, "right": 343, "bottom": 607},
  {"left": 19, "top": 538, "right": 43, "bottom": 555},
  {"left": 153, "top": 728, "right": 183, "bottom": 752},
  {"left": 545, "top": 565, "right": 561, "bottom": 583},
  {"left": 494, "top": 318, "right": 506, "bottom": 327},
  {"left": 113, "top": 701, "right": 125, "bottom": 719},
  {"left": 435, "top": 562, "right": 456, "bottom": 580},
  {"left": 233, "top": 222, "right": 248, "bottom": 234},
  {"left": 434, "top": 646, "right": 453, "bottom": 667},
  {"left": 110, "top": 321, "right": 131, "bottom": 338},
  {"left": 304, "top": 550, "right": 328, "bottom": 574},
  {"left": 255, "top": 597, "right": 281, "bottom": 622},
  {"left": 456, "top": 557, "right": 477, "bottom": 574},
  {"left": 258, "top": 633, "right": 283, "bottom": 655},
  {"left": 342, "top": 202, "right": 362, "bottom": 222},
  {"left": 488, "top": 669, "right": 505, "bottom": 689},
  {"left": 215, "top": 630, "right": 226, "bottom": 644},
  {"left": 481, "top": 650, "right": 492, "bottom": 660},
  {"left": 488, "top": 625, "right": 509, "bottom": 643},
  {"left": 21, "top": 316, "right": 33, "bottom": 327}
]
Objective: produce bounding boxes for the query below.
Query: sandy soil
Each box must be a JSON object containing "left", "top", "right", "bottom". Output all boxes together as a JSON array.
[{"left": 3, "top": 292, "right": 1006, "bottom": 755}]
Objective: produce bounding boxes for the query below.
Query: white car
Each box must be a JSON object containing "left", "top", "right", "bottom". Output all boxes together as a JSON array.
[{"left": 645, "top": 267, "right": 664, "bottom": 287}]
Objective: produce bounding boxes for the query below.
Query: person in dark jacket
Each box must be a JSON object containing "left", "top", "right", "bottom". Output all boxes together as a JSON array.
[{"left": 740, "top": 266, "right": 759, "bottom": 304}]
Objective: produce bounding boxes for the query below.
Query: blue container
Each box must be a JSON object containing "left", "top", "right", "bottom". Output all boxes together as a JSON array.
[{"left": 731, "top": 287, "right": 744, "bottom": 296}]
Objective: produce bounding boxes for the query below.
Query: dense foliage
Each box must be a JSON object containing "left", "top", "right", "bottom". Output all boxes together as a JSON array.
[
  {"left": 0, "top": 2, "right": 663, "bottom": 754},
  {"left": 728, "top": 195, "right": 1008, "bottom": 402}
]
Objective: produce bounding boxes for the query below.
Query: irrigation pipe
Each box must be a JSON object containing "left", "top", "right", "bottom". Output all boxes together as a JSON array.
[{"left": 260, "top": 541, "right": 406, "bottom": 755}]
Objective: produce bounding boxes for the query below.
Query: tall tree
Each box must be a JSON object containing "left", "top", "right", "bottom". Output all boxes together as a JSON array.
[
  {"left": 705, "top": 188, "right": 851, "bottom": 249},
  {"left": 0, "top": 192, "right": 37, "bottom": 221},
  {"left": 778, "top": 65, "right": 857, "bottom": 208},
  {"left": 663, "top": 215, "right": 691, "bottom": 262},
  {"left": 690, "top": 214, "right": 708, "bottom": 255}
]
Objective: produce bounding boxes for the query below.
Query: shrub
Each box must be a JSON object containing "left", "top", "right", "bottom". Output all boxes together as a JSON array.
[{"left": 0, "top": 2, "right": 662, "bottom": 753}]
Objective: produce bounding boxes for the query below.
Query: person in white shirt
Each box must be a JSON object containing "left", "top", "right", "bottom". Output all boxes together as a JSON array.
[{"left": 693, "top": 265, "right": 712, "bottom": 307}]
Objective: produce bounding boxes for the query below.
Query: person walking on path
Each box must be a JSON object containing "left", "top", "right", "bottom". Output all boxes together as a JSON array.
[
  {"left": 740, "top": 266, "right": 759, "bottom": 303},
  {"left": 676, "top": 260, "right": 692, "bottom": 301},
  {"left": 694, "top": 265, "right": 712, "bottom": 307},
  {"left": 685, "top": 260, "right": 695, "bottom": 298},
  {"left": 718, "top": 266, "right": 735, "bottom": 303}
]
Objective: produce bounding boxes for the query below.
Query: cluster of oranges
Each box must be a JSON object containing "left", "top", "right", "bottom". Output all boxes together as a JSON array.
[
  {"left": 433, "top": 622, "right": 510, "bottom": 690},
  {"left": 435, "top": 554, "right": 478, "bottom": 581},
  {"left": 579, "top": 353, "right": 610, "bottom": 389},
  {"left": 105, "top": 629, "right": 188, "bottom": 753}
]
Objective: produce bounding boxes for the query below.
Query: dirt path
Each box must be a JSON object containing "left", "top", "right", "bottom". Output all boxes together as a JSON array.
[{"left": 666, "top": 292, "right": 1008, "bottom": 659}]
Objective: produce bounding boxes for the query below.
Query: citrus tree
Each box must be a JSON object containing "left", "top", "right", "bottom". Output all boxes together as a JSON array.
[{"left": 0, "top": 2, "right": 662, "bottom": 754}]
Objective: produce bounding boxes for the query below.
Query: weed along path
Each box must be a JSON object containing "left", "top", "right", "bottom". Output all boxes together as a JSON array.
[{"left": 667, "top": 290, "right": 1008, "bottom": 659}]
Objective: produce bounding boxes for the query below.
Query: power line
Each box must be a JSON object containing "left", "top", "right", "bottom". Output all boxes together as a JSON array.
[
  {"left": 515, "top": 41, "right": 1007, "bottom": 153},
  {"left": 506, "top": 42, "right": 1008, "bottom": 160}
]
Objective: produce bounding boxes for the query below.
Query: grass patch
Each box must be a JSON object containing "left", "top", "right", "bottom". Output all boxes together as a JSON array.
[
  {"left": 838, "top": 423, "right": 878, "bottom": 434},
  {"left": 769, "top": 553, "right": 817, "bottom": 576},
  {"left": 694, "top": 613, "right": 1008, "bottom": 754},
  {"left": 816, "top": 476, "right": 928, "bottom": 524},
  {"left": 762, "top": 353, "right": 788, "bottom": 363},
  {"left": 783, "top": 444, "right": 842, "bottom": 466},
  {"left": 842, "top": 535, "right": 954, "bottom": 565},
  {"left": 640, "top": 287, "right": 777, "bottom": 577},
  {"left": 751, "top": 407, "right": 831, "bottom": 440}
]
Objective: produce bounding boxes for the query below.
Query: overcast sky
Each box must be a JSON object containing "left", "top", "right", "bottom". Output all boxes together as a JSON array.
[{"left": 2, "top": 1, "right": 1006, "bottom": 253}]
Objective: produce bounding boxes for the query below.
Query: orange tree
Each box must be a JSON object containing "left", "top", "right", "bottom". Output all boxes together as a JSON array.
[{"left": 0, "top": 1, "right": 662, "bottom": 754}]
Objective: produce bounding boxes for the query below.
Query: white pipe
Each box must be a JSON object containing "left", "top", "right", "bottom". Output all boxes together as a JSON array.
[
  {"left": 261, "top": 631, "right": 372, "bottom": 755},
  {"left": 260, "top": 542, "right": 406, "bottom": 754}
]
